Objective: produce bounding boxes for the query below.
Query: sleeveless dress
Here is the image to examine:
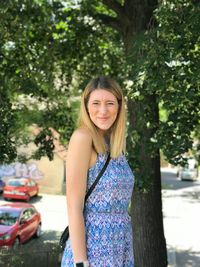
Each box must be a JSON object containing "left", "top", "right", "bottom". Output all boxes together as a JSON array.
[{"left": 61, "top": 153, "right": 134, "bottom": 267}]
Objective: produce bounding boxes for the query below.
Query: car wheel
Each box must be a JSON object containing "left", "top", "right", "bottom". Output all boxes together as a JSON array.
[
  {"left": 35, "top": 223, "right": 42, "bottom": 237},
  {"left": 12, "top": 237, "right": 20, "bottom": 249}
]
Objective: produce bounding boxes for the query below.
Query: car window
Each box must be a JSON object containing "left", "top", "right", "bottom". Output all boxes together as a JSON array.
[
  {"left": 27, "top": 181, "right": 32, "bottom": 186},
  {"left": 28, "top": 180, "right": 36, "bottom": 186},
  {"left": 0, "top": 210, "right": 20, "bottom": 226},
  {"left": 31, "top": 180, "right": 36, "bottom": 186},
  {"left": 29, "top": 208, "right": 36, "bottom": 215},
  {"left": 21, "top": 210, "right": 28, "bottom": 222},
  {"left": 8, "top": 180, "right": 25, "bottom": 186},
  {"left": 21, "top": 209, "right": 30, "bottom": 221},
  {"left": 20, "top": 208, "right": 36, "bottom": 222}
]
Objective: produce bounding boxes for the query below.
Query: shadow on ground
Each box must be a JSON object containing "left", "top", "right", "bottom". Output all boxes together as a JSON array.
[
  {"left": 179, "top": 190, "right": 200, "bottom": 203},
  {"left": 29, "top": 194, "right": 43, "bottom": 204},
  {"left": 176, "top": 249, "right": 200, "bottom": 267},
  {"left": 162, "top": 188, "right": 200, "bottom": 204},
  {"left": 0, "top": 230, "right": 62, "bottom": 267},
  {"left": 0, "top": 194, "right": 43, "bottom": 204}
]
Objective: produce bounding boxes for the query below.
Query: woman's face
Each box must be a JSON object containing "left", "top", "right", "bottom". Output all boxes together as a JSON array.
[{"left": 87, "top": 89, "right": 119, "bottom": 133}]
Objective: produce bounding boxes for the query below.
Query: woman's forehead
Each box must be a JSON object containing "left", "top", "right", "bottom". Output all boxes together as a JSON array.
[{"left": 89, "top": 89, "right": 117, "bottom": 101}]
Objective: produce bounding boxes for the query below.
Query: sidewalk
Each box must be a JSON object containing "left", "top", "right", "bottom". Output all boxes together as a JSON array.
[{"left": 162, "top": 168, "right": 200, "bottom": 267}]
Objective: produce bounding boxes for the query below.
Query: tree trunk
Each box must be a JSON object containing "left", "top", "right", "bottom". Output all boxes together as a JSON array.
[
  {"left": 130, "top": 136, "right": 167, "bottom": 266},
  {"left": 123, "top": 1, "right": 167, "bottom": 266},
  {"left": 126, "top": 91, "right": 167, "bottom": 266},
  {"left": 131, "top": 179, "right": 167, "bottom": 267},
  {"left": 98, "top": 0, "right": 168, "bottom": 266},
  {"left": 128, "top": 97, "right": 167, "bottom": 267}
]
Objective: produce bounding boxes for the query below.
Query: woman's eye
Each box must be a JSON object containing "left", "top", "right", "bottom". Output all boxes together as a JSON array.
[
  {"left": 107, "top": 102, "right": 114, "bottom": 105},
  {"left": 92, "top": 102, "right": 99, "bottom": 105}
]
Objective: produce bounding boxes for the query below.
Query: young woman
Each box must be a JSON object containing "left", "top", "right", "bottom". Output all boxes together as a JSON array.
[{"left": 61, "top": 76, "right": 134, "bottom": 267}]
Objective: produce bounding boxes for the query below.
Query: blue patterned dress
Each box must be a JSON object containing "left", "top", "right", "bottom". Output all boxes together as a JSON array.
[{"left": 61, "top": 154, "right": 134, "bottom": 267}]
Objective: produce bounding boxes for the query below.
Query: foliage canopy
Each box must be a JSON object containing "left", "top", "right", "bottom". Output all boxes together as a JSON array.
[{"left": 0, "top": 0, "right": 199, "bottom": 179}]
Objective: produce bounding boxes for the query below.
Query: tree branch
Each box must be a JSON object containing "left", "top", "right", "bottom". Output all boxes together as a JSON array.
[
  {"left": 101, "top": 0, "right": 124, "bottom": 16},
  {"left": 99, "top": 0, "right": 130, "bottom": 31},
  {"left": 93, "top": 13, "right": 122, "bottom": 32}
]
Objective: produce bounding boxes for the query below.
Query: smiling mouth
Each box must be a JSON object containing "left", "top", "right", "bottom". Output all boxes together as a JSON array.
[{"left": 98, "top": 117, "right": 109, "bottom": 121}]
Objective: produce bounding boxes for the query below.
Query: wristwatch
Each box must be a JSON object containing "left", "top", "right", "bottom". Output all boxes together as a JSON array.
[{"left": 74, "top": 260, "right": 89, "bottom": 267}]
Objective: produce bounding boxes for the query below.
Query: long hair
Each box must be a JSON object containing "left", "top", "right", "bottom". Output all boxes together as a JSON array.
[{"left": 77, "top": 76, "right": 126, "bottom": 158}]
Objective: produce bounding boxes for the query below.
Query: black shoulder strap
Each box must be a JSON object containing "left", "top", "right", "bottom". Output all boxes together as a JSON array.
[{"left": 84, "top": 153, "right": 111, "bottom": 203}]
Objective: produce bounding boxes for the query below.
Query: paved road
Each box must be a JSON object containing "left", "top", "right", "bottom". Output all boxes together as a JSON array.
[
  {"left": 161, "top": 167, "right": 200, "bottom": 190},
  {"left": 162, "top": 167, "right": 200, "bottom": 267}
]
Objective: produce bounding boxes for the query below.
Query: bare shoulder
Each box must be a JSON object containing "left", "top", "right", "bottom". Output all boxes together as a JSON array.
[
  {"left": 70, "top": 128, "right": 92, "bottom": 144},
  {"left": 67, "top": 128, "right": 93, "bottom": 168},
  {"left": 68, "top": 128, "right": 93, "bottom": 153}
]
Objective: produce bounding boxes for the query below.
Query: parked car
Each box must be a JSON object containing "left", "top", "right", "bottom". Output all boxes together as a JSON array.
[
  {"left": 178, "top": 158, "right": 199, "bottom": 181},
  {"left": 0, "top": 202, "right": 42, "bottom": 248},
  {"left": 3, "top": 178, "right": 39, "bottom": 201},
  {"left": 0, "top": 179, "right": 5, "bottom": 193}
]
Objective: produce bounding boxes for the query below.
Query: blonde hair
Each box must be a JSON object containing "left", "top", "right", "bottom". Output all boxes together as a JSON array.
[{"left": 77, "top": 76, "right": 126, "bottom": 158}]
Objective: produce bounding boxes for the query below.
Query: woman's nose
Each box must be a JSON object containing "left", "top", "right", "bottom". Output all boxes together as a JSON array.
[{"left": 99, "top": 104, "right": 107, "bottom": 114}]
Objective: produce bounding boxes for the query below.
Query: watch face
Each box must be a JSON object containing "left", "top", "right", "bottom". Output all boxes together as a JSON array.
[{"left": 76, "top": 264, "right": 84, "bottom": 267}]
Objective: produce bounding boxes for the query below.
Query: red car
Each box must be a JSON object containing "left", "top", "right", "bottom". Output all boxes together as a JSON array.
[
  {"left": 0, "top": 202, "right": 42, "bottom": 248},
  {"left": 3, "top": 178, "right": 39, "bottom": 201}
]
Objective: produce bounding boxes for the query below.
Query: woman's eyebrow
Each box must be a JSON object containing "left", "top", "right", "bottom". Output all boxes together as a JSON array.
[
  {"left": 106, "top": 100, "right": 118, "bottom": 103},
  {"left": 90, "top": 99, "right": 100, "bottom": 102},
  {"left": 92, "top": 98, "right": 116, "bottom": 101},
  {"left": 90, "top": 98, "right": 117, "bottom": 102}
]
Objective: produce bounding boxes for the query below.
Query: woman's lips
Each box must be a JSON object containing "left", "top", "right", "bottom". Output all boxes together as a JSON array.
[{"left": 98, "top": 117, "right": 109, "bottom": 122}]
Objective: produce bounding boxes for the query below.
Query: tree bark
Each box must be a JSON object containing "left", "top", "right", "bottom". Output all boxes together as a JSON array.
[
  {"left": 131, "top": 176, "right": 167, "bottom": 267},
  {"left": 128, "top": 97, "right": 167, "bottom": 267},
  {"left": 122, "top": 1, "right": 168, "bottom": 265}
]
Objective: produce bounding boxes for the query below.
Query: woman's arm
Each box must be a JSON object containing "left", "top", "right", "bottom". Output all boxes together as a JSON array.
[{"left": 66, "top": 128, "right": 92, "bottom": 263}]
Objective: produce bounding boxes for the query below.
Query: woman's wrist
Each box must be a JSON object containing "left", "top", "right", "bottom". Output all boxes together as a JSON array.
[{"left": 74, "top": 260, "right": 89, "bottom": 267}]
